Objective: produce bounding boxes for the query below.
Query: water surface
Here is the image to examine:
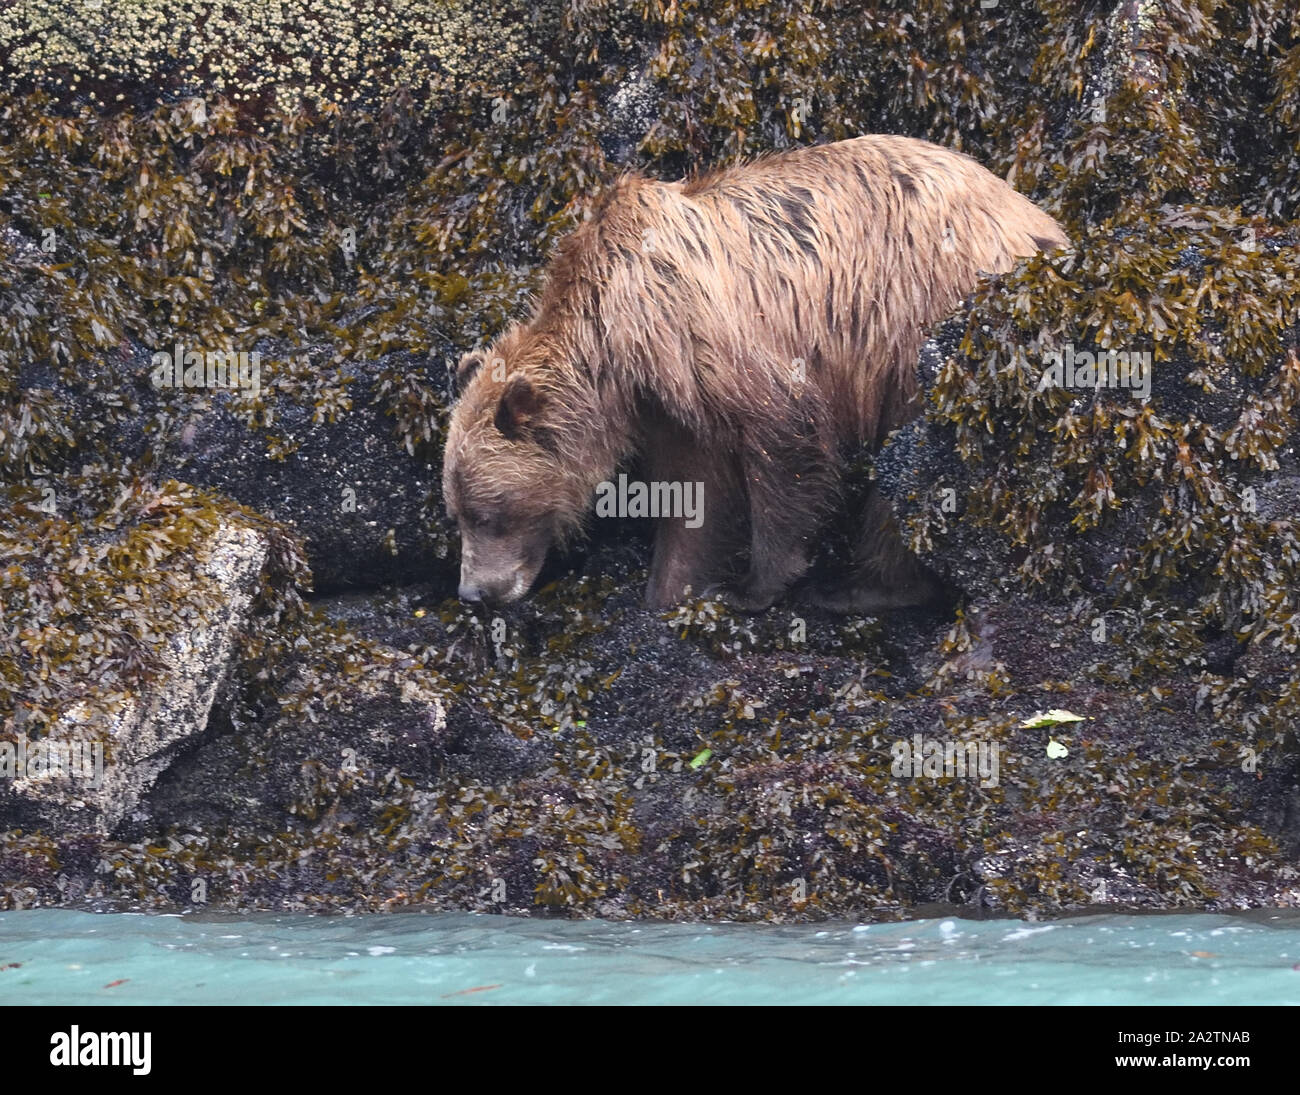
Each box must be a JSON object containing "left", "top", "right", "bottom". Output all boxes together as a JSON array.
[{"left": 1, "top": 909, "right": 1297, "bottom": 1005}]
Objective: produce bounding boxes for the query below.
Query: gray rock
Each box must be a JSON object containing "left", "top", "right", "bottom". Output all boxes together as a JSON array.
[{"left": 1, "top": 520, "right": 270, "bottom": 834}]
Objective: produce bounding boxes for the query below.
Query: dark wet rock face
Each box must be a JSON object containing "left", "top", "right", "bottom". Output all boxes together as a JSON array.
[
  {"left": 3, "top": 1, "right": 1300, "bottom": 918},
  {"left": 140, "top": 349, "right": 455, "bottom": 593},
  {"left": 12, "top": 330, "right": 458, "bottom": 593}
]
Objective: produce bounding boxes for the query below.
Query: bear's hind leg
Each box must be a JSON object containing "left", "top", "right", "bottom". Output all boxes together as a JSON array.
[
  {"left": 801, "top": 483, "right": 945, "bottom": 612},
  {"left": 710, "top": 438, "right": 835, "bottom": 612}
]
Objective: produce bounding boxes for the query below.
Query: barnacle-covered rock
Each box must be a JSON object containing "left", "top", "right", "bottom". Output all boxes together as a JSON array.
[{"left": 0, "top": 0, "right": 562, "bottom": 111}]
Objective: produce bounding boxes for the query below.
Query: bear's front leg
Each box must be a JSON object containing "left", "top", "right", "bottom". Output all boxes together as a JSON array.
[
  {"left": 641, "top": 416, "right": 747, "bottom": 609},
  {"left": 646, "top": 507, "right": 744, "bottom": 608}
]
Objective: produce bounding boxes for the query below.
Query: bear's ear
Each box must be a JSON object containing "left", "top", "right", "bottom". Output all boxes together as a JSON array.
[
  {"left": 453, "top": 350, "right": 487, "bottom": 395},
  {"left": 494, "top": 373, "right": 545, "bottom": 441}
]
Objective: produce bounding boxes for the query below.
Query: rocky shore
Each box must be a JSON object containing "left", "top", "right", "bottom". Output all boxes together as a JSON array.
[{"left": 2, "top": 1, "right": 1298, "bottom": 918}]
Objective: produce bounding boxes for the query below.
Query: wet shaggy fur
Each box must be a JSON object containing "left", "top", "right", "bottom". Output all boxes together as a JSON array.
[{"left": 444, "top": 134, "right": 1068, "bottom": 610}]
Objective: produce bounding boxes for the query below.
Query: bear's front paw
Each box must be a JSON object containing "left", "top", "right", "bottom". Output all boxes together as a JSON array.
[{"left": 701, "top": 581, "right": 780, "bottom": 614}]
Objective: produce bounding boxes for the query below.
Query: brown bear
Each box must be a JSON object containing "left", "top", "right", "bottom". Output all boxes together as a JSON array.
[{"left": 443, "top": 135, "right": 1066, "bottom": 610}]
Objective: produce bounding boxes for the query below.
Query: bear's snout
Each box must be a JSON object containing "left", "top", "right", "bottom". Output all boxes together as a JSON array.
[
  {"left": 453, "top": 523, "right": 551, "bottom": 607},
  {"left": 457, "top": 572, "right": 526, "bottom": 605},
  {"left": 457, "top": 580, "right": 486, "bottom": 603},
  {"left": 457, "top": 558, "right": 537, "bottom": 606}
]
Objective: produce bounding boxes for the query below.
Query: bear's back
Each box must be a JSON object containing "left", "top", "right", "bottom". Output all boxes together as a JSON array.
[{"left": 544, "top": 136, "right": 1065, "bottom": 447}]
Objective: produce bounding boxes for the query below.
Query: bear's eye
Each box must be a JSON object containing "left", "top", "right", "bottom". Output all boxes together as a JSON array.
[{"left": 460, "top": 507, "right": 491, "bottom": 532}]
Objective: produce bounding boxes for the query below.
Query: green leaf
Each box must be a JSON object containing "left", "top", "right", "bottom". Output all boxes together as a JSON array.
[{"left": 688, "top": 748, "right": 712, "bottom": 770}]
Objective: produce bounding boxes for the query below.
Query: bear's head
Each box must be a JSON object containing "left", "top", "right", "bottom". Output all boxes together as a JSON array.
[{"left": 443, "top": 335, "right": 587, "bottom": 605}]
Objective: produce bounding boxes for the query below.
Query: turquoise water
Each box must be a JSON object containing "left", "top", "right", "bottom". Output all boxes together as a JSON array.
[{"left": 1, "top": 909, "right": 1298, "bottom": 1005}]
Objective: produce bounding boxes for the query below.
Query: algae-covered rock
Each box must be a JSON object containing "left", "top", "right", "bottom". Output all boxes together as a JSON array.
[
  {"left": 133, "top": 588, "right": 454, "bottom": 837},
  {"left": 0, "top": 483, "right": 281, "bottom": 833},
  {"left": 1, "top": 1, "right": 1299, "bottom": 919}
]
